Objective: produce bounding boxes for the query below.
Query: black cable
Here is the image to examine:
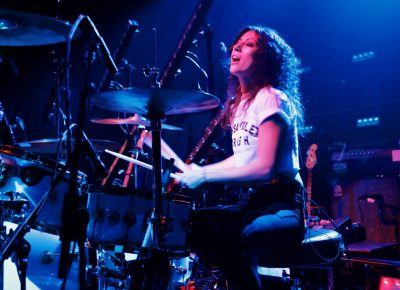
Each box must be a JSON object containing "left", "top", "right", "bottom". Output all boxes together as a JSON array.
[{"left": 307, "top": 197, "right": 353, "bottom": 270}]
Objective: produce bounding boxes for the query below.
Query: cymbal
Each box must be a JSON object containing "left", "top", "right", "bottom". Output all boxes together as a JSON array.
[
  {"left": 91, "top": 115, "right": 183, "bottom": 130},
  {"left": 17, "top": 138, "right": 121, "bottom": 154},
  {"left": 0, "top": 9, "right": 75, "bottom": 46},
  {"left": 92, "top": 87, "right": 220, "bottom": 115}
]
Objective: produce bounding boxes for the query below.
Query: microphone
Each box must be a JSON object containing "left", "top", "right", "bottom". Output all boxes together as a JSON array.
[
  {"left": 81, "top": 132, "right": 108, "bottom": 179},
  {"left": 85, "top": 16, "right": 118, "bottom": 75}
]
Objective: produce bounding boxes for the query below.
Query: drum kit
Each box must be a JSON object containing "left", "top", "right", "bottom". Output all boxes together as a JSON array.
[{"left": 0, "top": 7, "right": 220, "bottom": 290}]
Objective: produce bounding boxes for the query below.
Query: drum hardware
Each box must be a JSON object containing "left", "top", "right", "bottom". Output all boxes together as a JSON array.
[
  {"left": 91, "top": 0, "right": 217, "bottom": 285},
  {"left": 96, "top": 19, "right": 139, "bottom": 94},
  {"left": 0, "top": 191, "right": 30, "bottom": 223},
  {"left": 0, "top": 155, "right": 74, "bottom": 290},
  {"left": 81, "top": 131, "right": 108, "bottom": 179},
  {"left": 85, "top": 244, "right": 129, "bottom": 290},
  {"left": 55, "top": 14, "right": 118, "bottom": 290},
  {"left": 91, "top": 114, "right": 183, "bottom": 131},
  {"left": 0, "top": 103, "right": 16, "bottom": 146},
  {"left": 0, "top": 8, "right": 79, "bottom": 47},
  {"left": 92, "top": 92, "right": 218, "bottom": 289},
  {"left": 126, "top": 128, "right": 149, "bottom": 189},
  {"left": 91, "top": 114, "right": 182, "bottom": 188},
  {"left": 41, "top": 46, "right": 69, "bottom": 139},
  {"left": 0, "top": 144, "right": 88, "bottom": 233}
]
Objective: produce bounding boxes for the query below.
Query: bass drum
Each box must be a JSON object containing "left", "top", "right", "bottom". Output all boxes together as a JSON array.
[{"left": 0, "top": 145, "right": 87, "bottom": 233}]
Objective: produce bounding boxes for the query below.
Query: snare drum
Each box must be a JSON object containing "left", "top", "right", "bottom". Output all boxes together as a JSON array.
[
  {"left": 0, "top": 145, "right": 86, "bottom": 232},
  {"left": 86, "top": 187, "right": 191, "bottom": 251}
]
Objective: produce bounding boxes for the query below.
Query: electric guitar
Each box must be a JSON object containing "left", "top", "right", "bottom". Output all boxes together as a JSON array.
[{"left": 305, "top": 144, "right": 318, "bottom": 225}]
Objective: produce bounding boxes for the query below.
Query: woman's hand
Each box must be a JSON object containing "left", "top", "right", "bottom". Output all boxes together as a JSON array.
[{"left": 176, "top": 163, "right": 205, "bottom": 189}]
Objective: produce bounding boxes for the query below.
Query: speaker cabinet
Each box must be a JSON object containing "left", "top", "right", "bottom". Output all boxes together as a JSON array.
[{"left": 330, "top": 176, "right": 400, "bottom": 243}]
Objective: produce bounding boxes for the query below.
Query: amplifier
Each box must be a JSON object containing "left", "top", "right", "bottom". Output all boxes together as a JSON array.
[{"left": 329, "top": 143, "right": 400, "bottom": 243}]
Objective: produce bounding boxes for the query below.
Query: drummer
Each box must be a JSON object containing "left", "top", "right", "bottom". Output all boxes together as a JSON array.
[{"left": 176, "top": 25, "right": 306, "bottom": 290}]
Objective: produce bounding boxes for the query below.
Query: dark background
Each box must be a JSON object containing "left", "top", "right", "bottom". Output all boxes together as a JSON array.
[{"left": 1, "top": 0, "right": 400, "bottom": 241}]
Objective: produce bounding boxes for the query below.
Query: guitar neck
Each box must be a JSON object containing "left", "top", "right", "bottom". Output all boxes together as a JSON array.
[
  {"left": 306, "top": 170, "right": 313, "bottom": 217},
  {"left": 165, "top": 108, "right": 224, "bottom": 193},
  {"left": 159, "top": 0, "right": 214, "bottom": 88},
  {"left": 185, "top": 108, "right": 225, "bottom": 164}
]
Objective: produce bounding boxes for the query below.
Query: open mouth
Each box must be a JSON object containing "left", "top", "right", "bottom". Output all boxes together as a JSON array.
[{"left": 231, "top": 55, "right": 240, "bottom": 63}]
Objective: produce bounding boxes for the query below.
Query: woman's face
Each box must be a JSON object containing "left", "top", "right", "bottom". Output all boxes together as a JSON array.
[{"left": 230, "top": 30, "right": 260, "bottom": 79}]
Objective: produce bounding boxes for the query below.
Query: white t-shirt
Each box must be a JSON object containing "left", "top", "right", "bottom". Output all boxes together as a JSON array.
[{"left": 231, "top": 86, "right": 300, "bottom": 178}]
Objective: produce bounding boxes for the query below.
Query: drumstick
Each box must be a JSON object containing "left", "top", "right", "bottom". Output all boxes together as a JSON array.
[
  {"left": 105, "top": 149, "right": 180, "bottom": 179},
  {"left": 143, "top": 133, "right": 187, "bottom": 172}
]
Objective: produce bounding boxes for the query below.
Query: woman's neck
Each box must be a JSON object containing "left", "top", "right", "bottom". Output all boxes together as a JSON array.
[
  {"left": 240, "top": 91, "right": 251, "bottom": 100},
  {"left": 238, "top": 74, "right": 254, "bottom": 93}
]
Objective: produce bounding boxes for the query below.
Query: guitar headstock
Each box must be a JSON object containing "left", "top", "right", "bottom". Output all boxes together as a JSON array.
[{"left": 306, "top": 144, "right": 318, "bottom": 170}]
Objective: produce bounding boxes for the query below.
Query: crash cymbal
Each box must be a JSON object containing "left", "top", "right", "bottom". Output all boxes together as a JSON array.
[
  {"left": 92, "top": 87, "right": 220, "bottom": 115},
  {"left": 91, "top": 115, "right": 182, "bottom": 130},
  {"left": 17, "top": 138, "right": 121, "bottom": 154},
  {"left": 0, "top": 9, "right": 75, "bottom": 46}
]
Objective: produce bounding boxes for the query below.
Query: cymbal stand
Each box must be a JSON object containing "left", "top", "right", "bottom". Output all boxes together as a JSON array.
[
  {"left": 149, "top": 115, "right": 164, "bottom": 249},
  {"left": 127, "top": 114, "right": 172, "bottom": 290},
  {"left": 41, "top": 47, "right": 67, "bottom": 140},
  {"left": 143, "top": 53, "right": 163, "bottom": 249}
]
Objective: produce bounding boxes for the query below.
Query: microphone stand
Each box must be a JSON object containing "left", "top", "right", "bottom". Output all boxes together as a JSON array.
[
  {"left": 58, "top": 37, "right": 93, "bottom": 290},
  {"left": 58, "top": 14, "right": 118, "bottom": 290}
]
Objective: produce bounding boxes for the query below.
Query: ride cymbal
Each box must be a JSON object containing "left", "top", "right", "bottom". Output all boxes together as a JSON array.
[{"left": 92, "top": 87, "right": 220, "bottom": 115}]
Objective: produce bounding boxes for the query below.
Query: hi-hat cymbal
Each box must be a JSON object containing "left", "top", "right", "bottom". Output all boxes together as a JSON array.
[
  {"left": 91, "top": 115, "right": 182, "bottom": 130},
  {"left": 17, "top": 138, "right": 121, "bottom": 154},
  {"left": 92, "top": 87, "right": 220, "bottom": 115},
  {"left": 0, "top": 9, "right": 75, "bottom": 46}
]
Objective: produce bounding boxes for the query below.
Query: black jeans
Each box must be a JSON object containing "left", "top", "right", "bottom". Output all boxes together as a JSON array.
[{"left": 187, "top": 181, "right": 305, "bottom": 290}]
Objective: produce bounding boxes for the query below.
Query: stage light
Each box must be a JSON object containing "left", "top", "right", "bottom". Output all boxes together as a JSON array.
[
  {"left": 300, "top": 125, "right": 314, "bottom": 134},
  {"left": 352, "top": 51, "right": 375, "bottom": 63},
  {"left": 379, "top": 276, "right": 400, "bottom": 290},
  {"left": 356, "top": 116, "right": 379, "bottom": 127}
]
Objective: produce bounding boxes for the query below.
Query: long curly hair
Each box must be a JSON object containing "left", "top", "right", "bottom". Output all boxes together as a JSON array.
[{"left": 223, "top": 25, "right": 304, "bottom": 129}]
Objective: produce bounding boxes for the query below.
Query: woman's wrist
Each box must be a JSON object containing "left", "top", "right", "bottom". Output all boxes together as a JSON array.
[{"left": 202, "top": 168, "right": 207, "bottom": 183}]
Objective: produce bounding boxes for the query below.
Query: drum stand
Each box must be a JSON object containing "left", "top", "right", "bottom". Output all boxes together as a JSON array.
[
  {"left": 0, "top": 161, "right": 70, "bottom": 290},
  {"left": 125, "top": 114, "right": 185, "bottom": 290}
]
